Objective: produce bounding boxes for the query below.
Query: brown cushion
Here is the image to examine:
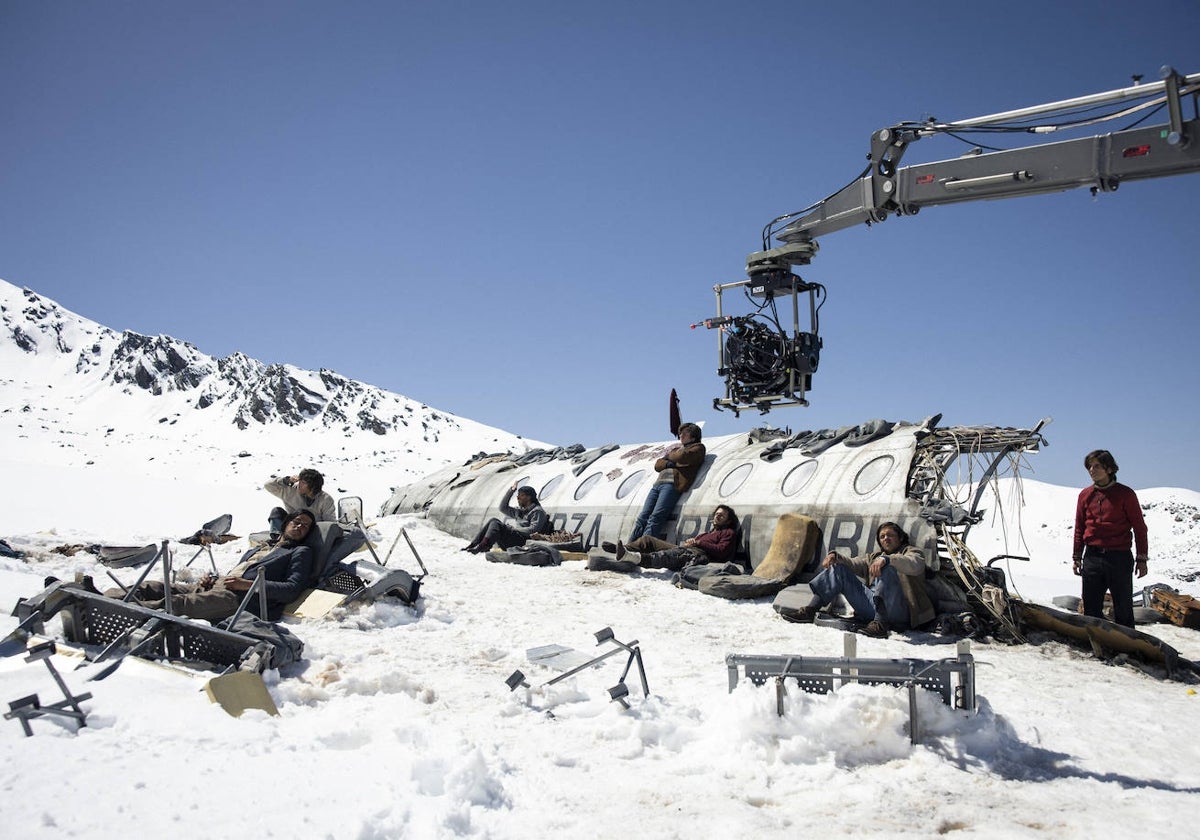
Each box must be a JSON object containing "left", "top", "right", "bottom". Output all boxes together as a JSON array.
[{"left": 750, "top": 513, "right": 820, "bottom": 583}]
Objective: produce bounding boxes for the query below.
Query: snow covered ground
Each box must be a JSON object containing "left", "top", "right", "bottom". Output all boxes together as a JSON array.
[{"left": 2, "top": 447, "right": 1200, "bottom": 837}]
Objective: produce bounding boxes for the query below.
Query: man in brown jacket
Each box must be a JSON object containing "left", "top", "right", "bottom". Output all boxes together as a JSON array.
[
  {"left": 628, "top": 422, "right": 706, "bottom": 541},
  {"left": 784, "top": 521, "right": 935, "bottom": 638}
]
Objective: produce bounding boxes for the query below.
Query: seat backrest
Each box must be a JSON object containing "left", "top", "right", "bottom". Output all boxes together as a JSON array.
[
  {"left": 731, "top": 526, "right": 752, "bottom": 571},
  {"left": 752, "top": 513, "right": 821, "bottom": 583},
  {"left": 201, "top": 513, "right": 233, "bottom": 537},
  {"left": 306, "top": 521, "right": 349, "bottom": 583}
]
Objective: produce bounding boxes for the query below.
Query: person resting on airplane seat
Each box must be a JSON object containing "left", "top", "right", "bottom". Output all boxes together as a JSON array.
[
  {"left": 103, "top": 510, "right": 316, "bottom": 622},
  {"left": 591, "top": 505, "right": 738, "bottom": 573}
]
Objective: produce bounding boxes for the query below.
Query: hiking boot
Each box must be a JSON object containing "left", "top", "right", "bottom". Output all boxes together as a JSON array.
[
  {"left": 862, "top": 618, "right": 890, "bottom": 639},
  {"left": 781, "top": 604, "right": 820, "bottom": 624},
  {"left": 587, "top": 556, "right": 641, "bottom": 573},
  {"left": 601, "top": 541, "right": 618, "bottom": 553},
  {"left": 615, "top": 540, "right": 627, "bottom": 560}
]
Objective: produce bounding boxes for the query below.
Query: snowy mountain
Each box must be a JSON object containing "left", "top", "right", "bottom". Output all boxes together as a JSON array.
[
  {"left": 0, "top": 279, "right": 542, "bottom": 537},
  {"left": 1, "top": 278, "right": 533, "bottom": 438}
]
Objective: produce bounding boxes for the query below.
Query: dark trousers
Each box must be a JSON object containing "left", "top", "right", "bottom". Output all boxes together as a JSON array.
[
  {"left": 470, "top": 519, "right": 527, "bottom": 550},
  {"left": 103, "top": 579, "right": 241, "bottom": 621},
  {"left": 1081, "top": 547, "right": 1136, "bottom": 627}
]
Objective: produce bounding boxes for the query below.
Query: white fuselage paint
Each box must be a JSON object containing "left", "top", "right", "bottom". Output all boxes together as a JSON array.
[{"left": 382, "top": 428, "right": 937, "bottom": 569}]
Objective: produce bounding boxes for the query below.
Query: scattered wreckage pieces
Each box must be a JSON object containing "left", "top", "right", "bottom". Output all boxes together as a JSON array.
[
  {"left": 10, "top": 581, "right": 301, "bottom": 675},
  {"left": 4, "top": 640, "right": 93, "bottom": 737},
  {"left": 507, "top": 627, "right": 649, "bottom": 710},
  {"left": 1020, "top": 601, "right": 1197, "bottom": 680},
  {"left": 1149, "top": 588, "right": 1200, "bottom": 630},
  {"left": 726, "top": 643, "right": 977, "bottom": 744}
]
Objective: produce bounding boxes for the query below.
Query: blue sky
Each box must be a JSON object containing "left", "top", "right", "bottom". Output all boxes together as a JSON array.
[{"left": 2, "top": 1, "right": 1197, "bottom": 490}]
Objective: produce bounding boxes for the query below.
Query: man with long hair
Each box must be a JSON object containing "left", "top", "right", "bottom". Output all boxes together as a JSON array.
[
  {"left": 591, "top": 505, "right": 739, "bottom": 572},
  {"left": 782, "top": 521, "right": 934, "bottom": 638},
  {"left": 1072, "top": 449, "right": 1149, "bottom": 627},
  {"left": 105, "top": 510, "right": 316, "bottom": 622}
]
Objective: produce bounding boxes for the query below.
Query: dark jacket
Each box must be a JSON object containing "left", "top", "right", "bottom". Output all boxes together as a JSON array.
[{"left": 234, "top": 543, "right": 314, "bottom": 619}]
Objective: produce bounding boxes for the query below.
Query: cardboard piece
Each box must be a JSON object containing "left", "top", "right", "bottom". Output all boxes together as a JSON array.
[
  {"left": 205, "top": 671, "right": 279, "bottom": 717},
  {"left": 283, "top": 588, "right": 346, "bottom": 619}
]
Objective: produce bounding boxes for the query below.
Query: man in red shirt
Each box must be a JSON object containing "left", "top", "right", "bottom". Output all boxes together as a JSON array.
[{"left": 1072, "top": 449, "right": 1149, "bottom": 627}]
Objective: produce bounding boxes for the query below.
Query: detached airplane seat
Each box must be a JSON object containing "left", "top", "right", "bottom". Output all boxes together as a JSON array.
[
  {"left": 695, "top": 513, "right": 822, "bottom": 600},
  {"left": 286, "top": 515, "right": 421, "bottom": 617},
  {"left": 9, "top": 580, "right": 300, "bottom": 675}
]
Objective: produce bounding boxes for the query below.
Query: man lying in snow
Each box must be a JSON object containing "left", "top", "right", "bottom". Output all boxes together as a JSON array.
[
  {"left": 781, "top": 521, "right": 935, "bottom": 638},
  {"left": 588, "top": 505, "right": 739, "bottom": 573},
  {"left": 100, "top": 510, "right": 316, "bottom": 621}
]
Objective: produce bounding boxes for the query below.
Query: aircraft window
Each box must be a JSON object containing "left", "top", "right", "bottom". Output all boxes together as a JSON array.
[
  {"left": 781, "top": 460, "right": 818, "bottom": 496},
  {"left": 574, "top": 472, "right": 603, "bottom": 500},
  {"left": 854, "top": 455, "right": 895, "bottom": 495},
  {"left": 719, "top": 463, "right": 753, "bottom": 498},
  {"left": 616, "top": 470, "right": 645, "bottom": 500},
  {"left": 540, "top": 474, "right": 565, "bottom": 499}
]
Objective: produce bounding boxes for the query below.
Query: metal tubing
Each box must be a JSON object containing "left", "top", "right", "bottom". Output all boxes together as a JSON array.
[
  {"left": 933, "top": 71, "right": 1200, "bottom": 131},
  {"left": 121, "top": 543, "right": 168, "bottom": 603},
  {"left": 159, "top": 540, "right": 173, "bottom": 616}
]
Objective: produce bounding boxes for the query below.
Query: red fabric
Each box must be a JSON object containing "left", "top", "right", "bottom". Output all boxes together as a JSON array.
[
  {"left": 694, "top": 526, "right": 736, "bottom": 562},
  {"left": 1073, "top": 482, "right": 1149, "bottom": 559},
  {"left": 669, "top": 389, "right": 681, "bottom": 436}
]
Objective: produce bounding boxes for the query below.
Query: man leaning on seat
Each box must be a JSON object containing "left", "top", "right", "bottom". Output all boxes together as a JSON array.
[
  {"left": 782, "top": 521, "right": 935, "bottom": 639},
  {"left": 102, "top": 510, "right": 317, "bottom": 622}
]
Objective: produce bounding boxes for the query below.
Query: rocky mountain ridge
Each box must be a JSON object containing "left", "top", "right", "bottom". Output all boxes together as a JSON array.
[{"left": 0, "top": 279, "right": 523, "bottom": 446}]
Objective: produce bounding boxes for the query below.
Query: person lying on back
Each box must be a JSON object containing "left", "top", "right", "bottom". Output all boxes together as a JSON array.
[{"left": 104, "top": 510, "right": 316, "bottom": 622}]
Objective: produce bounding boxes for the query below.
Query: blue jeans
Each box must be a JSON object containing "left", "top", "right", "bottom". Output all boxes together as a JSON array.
[
  {"left": 808, "top": 563, "right": 910, "bottom": 628},
  {"left": 629, "top": 482, "right": 680, "bottom": 541}
]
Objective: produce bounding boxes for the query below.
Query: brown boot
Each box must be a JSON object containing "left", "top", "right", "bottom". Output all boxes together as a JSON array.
[
  {"left": 862, "top": 618, "right": 890, "bottom": 638},
  {"left": 781, "top": 604, "right": 820, "bottom": 624}
]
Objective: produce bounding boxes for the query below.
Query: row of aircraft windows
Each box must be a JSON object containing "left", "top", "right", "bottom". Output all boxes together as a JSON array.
[{"left": 528, "top": 454, "right": 897, "bottom": 504}]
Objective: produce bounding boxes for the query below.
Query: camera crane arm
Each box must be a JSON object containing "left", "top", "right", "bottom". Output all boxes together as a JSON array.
[
  {"left": 756, "top": 65, "right": 1200, "bottom": 270},
  {"left": 713, "top": 66, "right": 1200, "bottom": 416}
]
